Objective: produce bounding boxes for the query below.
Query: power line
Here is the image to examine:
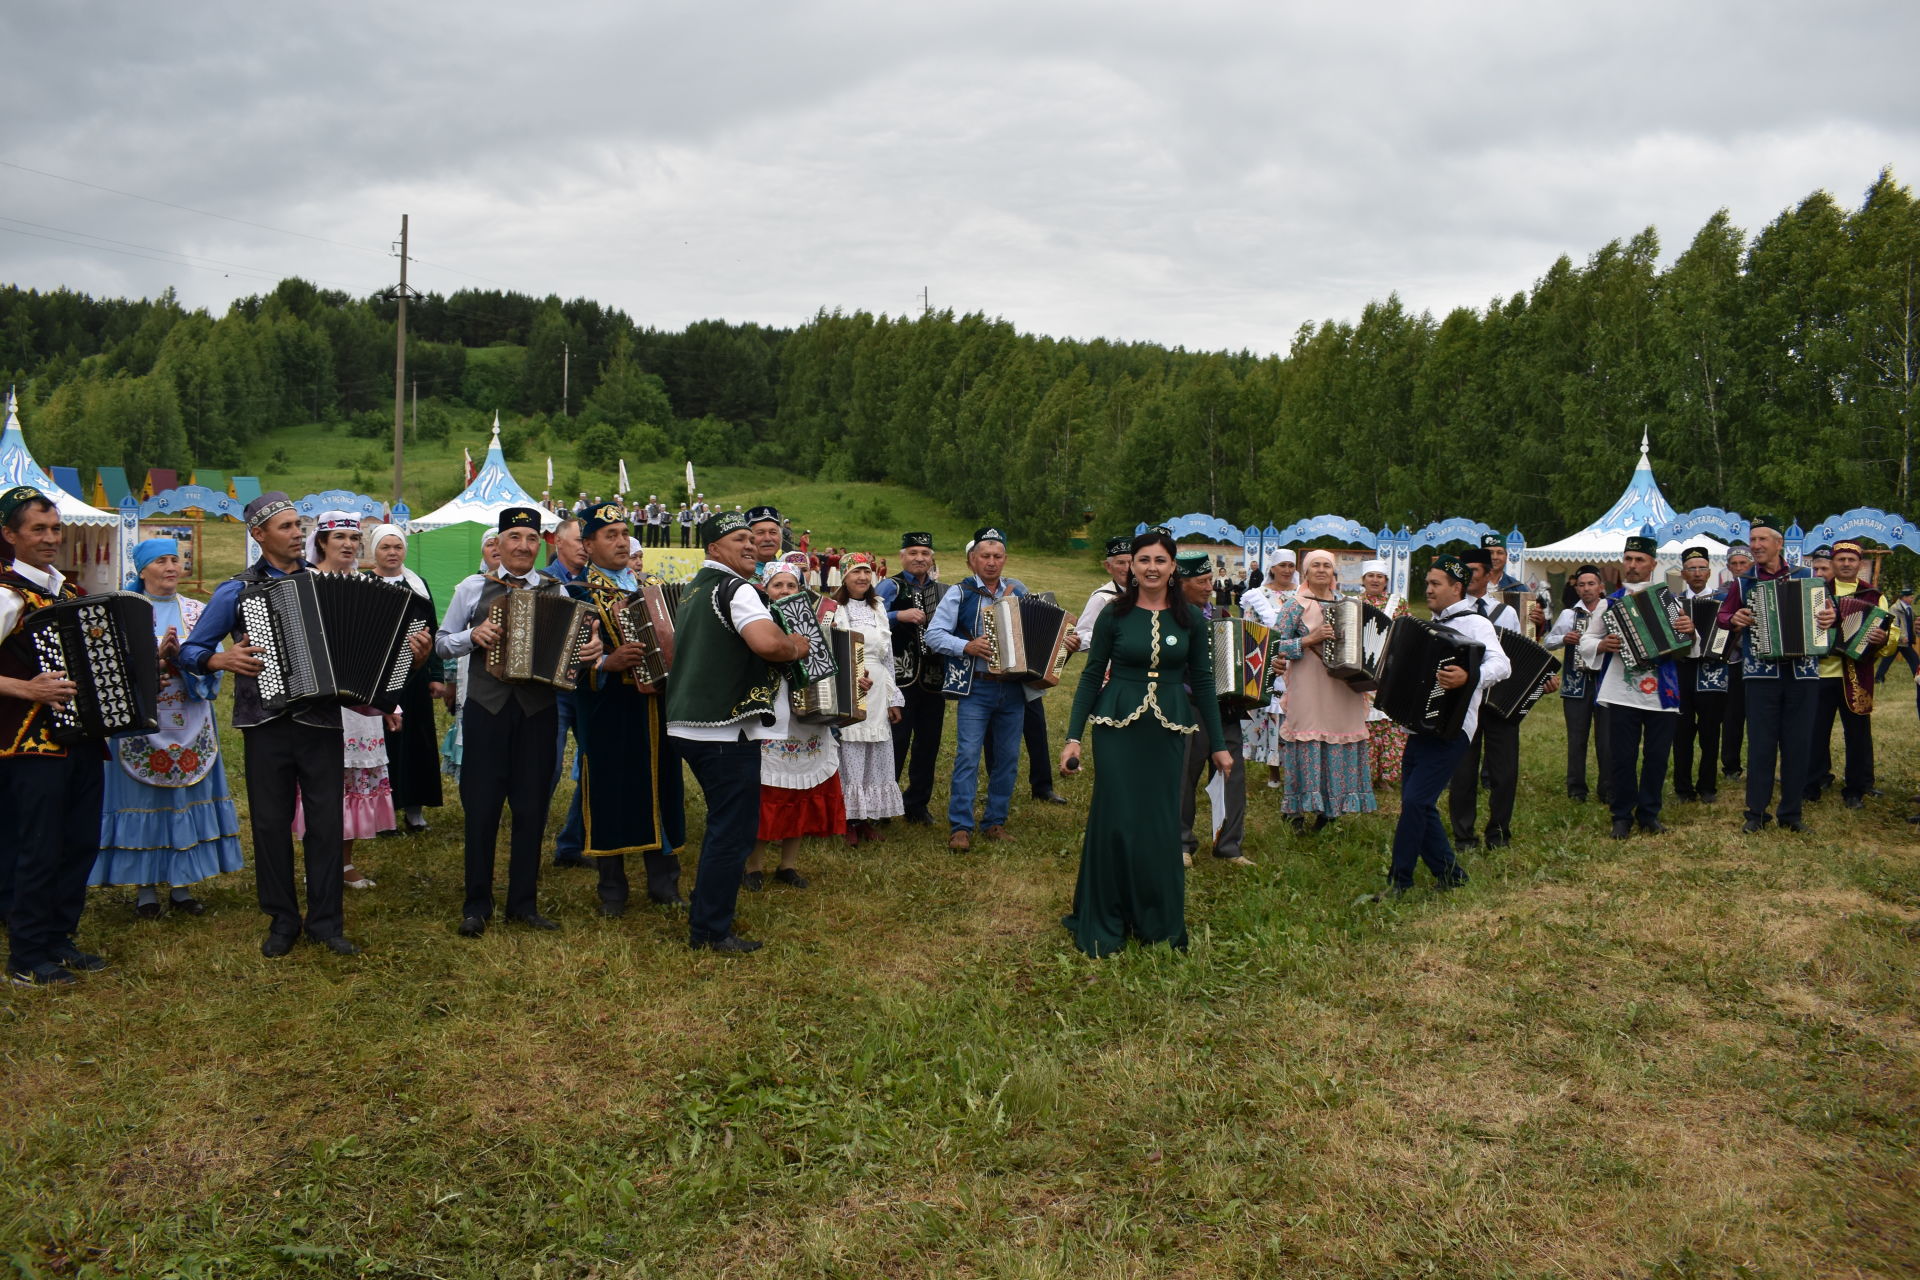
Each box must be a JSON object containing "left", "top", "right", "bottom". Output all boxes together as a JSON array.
[
  {"left": 0, "top": 223, "right": 287, "bottom": 283},
  {"left": 0, "top": 216, "right": 363, "bottom": 291}
]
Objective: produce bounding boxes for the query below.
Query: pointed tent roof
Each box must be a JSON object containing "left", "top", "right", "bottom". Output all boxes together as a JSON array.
[
  {"left": 1527, "top": 430, "right": 1728, "bottom": 562},
  {"left": 0, "top": 390, "right": 119, "bottom": 526},
  {"left": 408, "top": 414, "right": 558, "bottom": 531}
]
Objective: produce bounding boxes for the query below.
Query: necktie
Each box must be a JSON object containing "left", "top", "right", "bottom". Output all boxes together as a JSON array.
[{"left": 1476, "top": 598, "right": 1488, "bottom": 616}]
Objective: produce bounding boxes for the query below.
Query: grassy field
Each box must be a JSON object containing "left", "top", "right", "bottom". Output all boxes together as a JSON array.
[{"left": 8, "top": 445, "right": 1917, "bottom": 1278}]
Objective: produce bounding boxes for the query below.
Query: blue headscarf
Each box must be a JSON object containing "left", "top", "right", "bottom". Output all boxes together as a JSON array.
[{"left": 127, "top": 537, "right": 181, "bottom": 589}]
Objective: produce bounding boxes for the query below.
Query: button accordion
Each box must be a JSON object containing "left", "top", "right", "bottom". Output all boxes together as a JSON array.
[
  {"left": 1747, "top": 578, "right": 1831, "bottom": 660},
  {"left": 1834, "top": 598, "right": 1893, "bottom": 662},
  {"left": 1213, "top": 619, "right": 1278, "bottom": 712},
  {"left": 240, "top": 572, "right": 425, "bottom": 712},
  {"left": 772, "top": 592, "right": 838, "bottom": 688},
  {"left": 478, "top": 581, "right": 596, "bottom": 690},
  {"left": 1483, "top": 630, "right": 1558, "bottom": 721},
  {"left": 1320, "top": 597, "right": 1391, "bottom": 692},
  {"left": 1602, "top": 586, "right": 1689, "bottom": 670},
  {"left": 1687, "top": 597, "right": 1729, "bottom": 661},
  {"left": 889, "top": 579, "right": 938, "bottom": 689},
  {"left": 594, "top": 578, "right": 681, "bottom": 688},
  {"left": 2, "top": 592, "right": 161, "bottom": 744},
  {"left": 1373, "top": 615, "right": 1485, "bottom": 738},
  {"left": 792, "top": 625, "right": 866, "bottom": 727},
  {"left": 984, "top": 592, "right": 1074, "bottom": 686}
]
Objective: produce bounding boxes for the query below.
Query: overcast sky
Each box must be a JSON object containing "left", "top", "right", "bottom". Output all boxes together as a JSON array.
[{"left": 3, "top": 1, "right": 1915, "bottom": 354}]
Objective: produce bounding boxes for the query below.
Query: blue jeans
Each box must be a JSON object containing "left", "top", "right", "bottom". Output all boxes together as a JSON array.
[
  {"left": 947, "top": 678, "right": 1027, "bottom": 832},
  {"left": 551, "top": 691, "right": 585, "bottom": 862},
  {"left": 679, "top": 737, "right": 762, "bottom": 944},
  {"left": 1390, "top": 731, "right": 1472, "bottom": 890}
]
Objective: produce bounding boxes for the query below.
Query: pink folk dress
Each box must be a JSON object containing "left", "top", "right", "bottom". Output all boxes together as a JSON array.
[{"left": 1274, "top": 595, "right": 1377, "bottom": 817}]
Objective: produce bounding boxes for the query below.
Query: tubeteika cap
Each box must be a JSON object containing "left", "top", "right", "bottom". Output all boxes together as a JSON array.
[
  {"left": 1831, "top": 539, "right": 1864, "bottom": 557},
  {"left": 1433, "top": 554, "right": 1471, "bottom": 587},
  {"left": 746, "top": 505, "right": 781, "bottom": 527},
  {"left": 245, "top": 490, "right": 294, "bottom": 529},
  {"left": 701, "top": 510, "right": 750, "bottom": 544},
  {"left": 498, "top": 507, "right": 541, "bottom": 533},
  {"left": 1480, "top": 532, "right": 1504, "bottom": 550},
  {"left": 1175, "top": 551, "right": 1211, "bottom": 578},
  {"left": 1680, "top": 546, "right": 1710, "bottom": 564},
  {"left": 1104, "top": 533, "right": 1134, "bottom": 558},
  {"left": 900, "top": 531, "right": 934, "bottom": 551},
  {"left": 1461, "top": 547, "right": 1493, "bottom": 568},
  {"left": 967, "top": 526, "right": 1007, "bottom": 553},
  {"left": 0, "top": 485, "right": 48, "bottom": 525},
  {"left": 1624, "top": 526, "right": 1659, "bottom": 555},
  {"left": 1808, "top": 544, "right": 1834, "bottom": 561},
  {"left": 579, "top": 501, "right": 626, "bottom": 538},
  {"left": 1573, "top": 563, "right": 1604, "bottom": 579}
]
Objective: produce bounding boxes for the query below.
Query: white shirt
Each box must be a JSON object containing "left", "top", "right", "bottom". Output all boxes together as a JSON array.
[
  {"left": 1075, "top": 580, "right": 1124, "bottom": 647},
  {"left": 434, "top": 566, "right": 548, "bottom": 660},
  {"left": 0, "top": 559, "right": 66, "bottom": 638},
  {"left": 1466, "top": 589, "right": 1520, "bottom": 633},
  {"left": 1577, "top": 580, "right": 1673, "bottom": 712},
  {"left": 1433, "top": 598, "right": 1512, "bottom": 740},
  {"left": 669, "top": 559, "right": 794, "bottom": 743}
]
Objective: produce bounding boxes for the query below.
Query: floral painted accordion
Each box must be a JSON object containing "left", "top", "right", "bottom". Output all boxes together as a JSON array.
[
  {"left": 239, "top": 572, "right": 424, "bottom": 712},
  {"left": 0, "top": 592, "right": 160, "bottom": 744},
  {"left": 1602, "top": 586, "right": 1689, "bottom": 671},
  {"left": 1373, "top": 615, "right": 1485, "bottom": 738},
  {"left": 1482, "top": 630, "right": 1558, "bottom": 721},
  {"left": 479, "top": 582, "right": 596, "bottom": 690},
  {"left": 1212, "top": 619, "right": 1277, "bottom": 712},
  {"left": 594, "top": 578, "right": 681, "bottom": 687},
  {"left": 772, "top": 593, "right": 838, "bottom": 688},
  {"left": 1319, "top": 598, "right": 1392, "bottom": 692},
  {"left": 984, "top": 593, "right": 1074, "bottom": 686},
  {"left": 792, "top": 626, "right": 866, "bottom": 727},
  {"left": 1747, "top": 578, "right": 1831, "bottom": 661}
]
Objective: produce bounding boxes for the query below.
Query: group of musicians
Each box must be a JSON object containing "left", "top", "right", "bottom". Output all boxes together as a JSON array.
[{"left": 0, "top": 483, "right": 1907, "bottom": 979}]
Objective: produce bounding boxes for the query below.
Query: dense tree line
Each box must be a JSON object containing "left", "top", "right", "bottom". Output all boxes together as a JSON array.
[{"left": 3, "top": 170, "right": 1915, "bottom": 545}]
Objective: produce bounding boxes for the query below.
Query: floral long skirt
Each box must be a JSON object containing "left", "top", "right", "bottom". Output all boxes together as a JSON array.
[
  {"left": 1280, "top": 739, "right": 1377, "bottom": 817},
  {"left": 1368, "top": 719, "right": 1408, "bottom": 787}
]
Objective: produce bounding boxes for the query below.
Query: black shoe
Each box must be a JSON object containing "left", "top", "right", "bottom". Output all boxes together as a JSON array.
[
  {"left": 1843, "top": 796, "right": 1865, "bottom": 810},
  {"left": 1482, "top": 828, "right": 1508, "bottom": 850},
  {"left": 135, "top": 900, "right": 162, "bottom": 919},
  {"left": 1638, "top": 819, "right": 1668, "bottom": 835},
  {"left": 376, "top": 827, "right": 403, "bottom": 839},
  {"left": 1454, "top": 836, "right": 1480, "bottom": 851},
  {"left": 8, "top": 961, "right": 77, "bottom": 986},
  {"left": 902, "top": 806, "right": 933, "bottom": 826},
  {"left": 50, "top": 944, "right": 106, "bottom": 972},
  {"left": 404, "top": 821, "right": 430, "bottom": 835},
  {"left": 1436, "top": 874, "right": 1469, "bottom": 893},
  {"left": 1779, "top": 819, "right": 1810, "bottom": 833},
  {"left": 1699, "top": 792, "right": 1718, "bottom": 805},
  {"left": 773, "top": 868, "right": 809, "bottom": 889},
  {"left": 552, "top": 857, "right": 590, "bottom": 869},
  {"left": 1032, "top": 790, "right": 1069, "bottom": 806},
  {"left": 261, "top": 931, "right": 298, "bottom": 957},
  {"left": 170, "top": 895, "right": 206, "bottom": 916},
  {"left": 1359, "top": 885, "right": 1409, "bottom": 904},
  {"left": 458, "top": 916, "right": 487, "bottom": 938},
  {"left": 1567, "top": 791, "right": 1588, "bottom": 803},
  {"left": 1675, "top": 791, "right": 1698, "bottom": 803},
  {"left": 1741, "top": 817, "right": 1769, "bottom": 834},
  {"left": 742, "top": 871, "right": 765, "bottom": 893},
  {"left": 1609, "top": 819, "right": 1633, "bottom": 840},
  {"left": 508, "top": 912, "right": 560, "bottom": 931},
  {"left": 1724, "top": 769, "right": 1743, "bottom": 781},
  {"left": 314, "top": 935, "right": 361, "bottom": 956},
  {"left": 1287, "top": 814, "right": 1307, "bottom": 833},
  {"left": 1312, "top": 814, "right": 1334, "bottom": 833},
  {"left": 649, "top": 893, "right": 689, "bottom": 908},
  {"left": 597, "top": 900, "right": 627, "bottom": 918},
  {"left": 692, "top": 933, "right": 764, "bottom": 954},
  {"left": 1908, "top": 813, "right": 1920, "bottom": 825}
]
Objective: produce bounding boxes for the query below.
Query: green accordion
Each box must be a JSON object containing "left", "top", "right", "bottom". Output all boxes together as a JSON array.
[
  {"left": 1747, "top": 578, "right": 1831, "bottom": 660},
  {"left": 1835, "top": 600, "right": 1893, "bottom": 661}
]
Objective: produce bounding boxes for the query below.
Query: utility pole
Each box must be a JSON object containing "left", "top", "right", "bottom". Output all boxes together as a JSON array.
[
  {"left": 562, "top": 341, "right": 571, "bottom": 416},
  {"left": 919, "top": 286, "right": 930, "bottom": 316},
  {"left": 411, "top": 379, "right": 417, "bottom": 441},
  {"left": 384, "top": 214, "right": 419, "bottom": 504}
]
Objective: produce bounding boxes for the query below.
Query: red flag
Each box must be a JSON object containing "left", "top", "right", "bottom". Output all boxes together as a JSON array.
[{"left": 463, "top": 447, "right": 476, "bottom": 486}]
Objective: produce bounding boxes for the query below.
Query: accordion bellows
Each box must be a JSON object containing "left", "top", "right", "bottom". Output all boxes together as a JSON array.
[
  {"left": 5, "top": 592, "right": 161, "bottom": 744},
  {"left": 481, "top": 583, "right": 595, "bottom": 690},
  {"left": 984, "top": 595, "right": 1073, "bottom": 686},
  {"left": 599, "top": 579, "right": 680, "bottom": 687},
  {"left": 1602, "top": 586, "right": 1689, "bottom": 669},
  {"left": 240, "top": 573, "right": 422, "bottom": 712},
  {"left": 1748, "top": 578, "right": 1832, "bottom": 660},
  {"left": 1374, "top": 615, "right": 1485, "bottom": 738},
  {"left": 792, "top": 627, "right": 865, "bottom": 726},
  {"left": 1320, "top": 598, "right": 1391, "bottom": 691},
  {"left": 1483, "top": 630, "right": 1557, "bottom": 721}
]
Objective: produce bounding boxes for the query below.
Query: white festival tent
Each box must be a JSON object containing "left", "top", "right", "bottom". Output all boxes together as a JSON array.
[
  {"left": 406, "top": 414, "right": 559, "bottom": 604},
  {"left": 1524, "top": 432, "right": 1729, "bottom": 574},
  {"left": 0, "top": 389, "right": 127, "bottom": 593}
]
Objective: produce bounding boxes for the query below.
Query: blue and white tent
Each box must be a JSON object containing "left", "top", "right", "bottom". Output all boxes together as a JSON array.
[
  {"left": 1526, "top": 431, "right": 1729, "bottom": 568},
  {"left": 406, "top": 415, "right": 557, "bottom": 604}
]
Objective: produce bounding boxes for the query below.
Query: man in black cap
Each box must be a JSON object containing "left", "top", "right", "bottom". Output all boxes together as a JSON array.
[
  {"left": 1075, "top": 534, "right": 1134, "bottom": 648},
  {"left": 1671, "top": 546, "right": 1730, "bottom": 804},
  {"left": 1449, "top": 546, "right": 1524, "bottom": 849},
  {"left": 436, "top": 506, "right": 603, "bottom": 937},
  {"left": 1481, "top": 532, "right": 1525, "bottom": 593},
  {"left": 747, "top": 505, "right": 784, "bottom": 569},
  {"left": 1175, "top": 550, "right": 1252, "bottom": 867},
  {"left": 0, "top": 486, "right": 106, "bottom": 984},
  {"left": 1543, "top": 564, "right": 1613, "bottom": 804},
  {"left": 1578, "top": 530, "right": 1693, "bottom": 838},
  {"left": 875, "top": 531, "right": 949, "bottom": 824}
]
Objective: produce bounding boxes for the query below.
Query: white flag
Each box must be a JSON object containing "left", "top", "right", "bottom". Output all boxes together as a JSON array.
[
  {"left": 617, "top": 459, "right": 630, "bottom": 495},
  {"left": 546, "top": 455, "right": 554, "bottom": 487},
  {"left": 685, "top": 459, "right": 696, "bottom": 501}
]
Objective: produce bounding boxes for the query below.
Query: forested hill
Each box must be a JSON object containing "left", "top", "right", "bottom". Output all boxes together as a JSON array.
[{"left": 3, "top": 169, "right": 1916, "bottom": 545}]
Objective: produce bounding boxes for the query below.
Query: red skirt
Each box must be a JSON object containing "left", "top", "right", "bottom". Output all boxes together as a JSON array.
[{"left": 757, "top": 775, "right": 847, "bottom": 840}]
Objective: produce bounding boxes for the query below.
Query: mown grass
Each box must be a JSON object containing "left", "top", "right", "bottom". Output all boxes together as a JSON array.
[{"left": 14, "top": 429, "right": 1918, "bottom": 1277}]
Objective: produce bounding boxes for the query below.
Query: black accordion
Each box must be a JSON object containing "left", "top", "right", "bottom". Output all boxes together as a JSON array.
[
  {"left": 479, "top": 582, "right": 596, "bottom": 690},
  {"left": 1374, "top": 615, "right": 1485, "bottom": 738},
  {"left": 889, "top": 580, "right": 939, "bottom": 689},
  {"left": 772, "top": 593, "right": 838, "bottom": 688},
  {"left": 1483, "top": 629, "right": 1558, "bottom": 721},
  {"left": 792, "top": 626, "right": 866, "bottom": 727},
  {"left": 1602, "top": 586, "right": 1689, "bottom": 670},
  {"left": 239, "top": 572, "right": 423, "bottom": 712},
  {"left": 1747, "top": 578, "right": 1831, "bottom": 660},
  {"left": 1687, "top": 597, "right": 1730, "bottom": 662},
  {"left": 984, "top": 593, "right": 1074, "bottom": 687},
  {"left": 1, "top": 592, "right": 160, "bottom": 744},
  {"left": 1319, "top": 597, "right": 1392, "bottom": 692}
]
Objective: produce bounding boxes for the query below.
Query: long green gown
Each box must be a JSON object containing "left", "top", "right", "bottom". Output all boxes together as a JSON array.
[{"left": 1063, "top": 602, "right": 1226, "bottom": 957}]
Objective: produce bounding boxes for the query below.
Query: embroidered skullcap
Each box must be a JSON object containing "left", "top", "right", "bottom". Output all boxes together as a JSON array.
[
  {"left": 498, "top": 506, "right": 541, "bottom": 533},
  {"left": 901, "top": 531, "right": 934, "bottom": 551},
  {"left": 1104, "top": 533, "right": 1134, "bottom": 558},
  {"left": 701, "top": 510, "right": 750, "bottom": 544},
  {"left": 1573, "top": 563, "right": 1604, "bottom": 579},
  {"left": 1624, "top": 525, "right": 1658, "bottom": 556},
  {"left": 1807, "top": 544, "right": 1834, "bottom": 561},
  {"left": 1175, "top": 551, "right": 1211, "bottom": 578},
  {"left": 758, "top": 559, "right": 801, "bottom": 586},
  {"left": 578, "top": 501, "right": 627, "bottom": 538},
  {"left": 746, "top": 505, "right": 782, "bottom": 527},
  {"left": 1680, "top": 546, "right": 1710, "bottom": 564},
  {"left": 1433, "top": 554, "right": 1471, "bottom": 587},
  {"left": 1831, "top": 539, "right": 1863, "bottom": 557},
  {"left": 244, "top": 490, "right": 294, "bottom": 529},
  {"left": 966, "top": 526, "right": 1007, "bottom": 554},
  {"left": 1479, "top": 532, "right": 1504, "bottom": 550}
]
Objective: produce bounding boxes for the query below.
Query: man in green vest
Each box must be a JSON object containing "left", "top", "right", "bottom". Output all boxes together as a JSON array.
[{"left": 665, "top": 510, "right": 812, "bottom": 953}]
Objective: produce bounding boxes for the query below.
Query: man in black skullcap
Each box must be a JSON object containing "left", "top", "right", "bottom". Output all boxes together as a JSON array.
[
  {"left": 436, "top": 506, "right": 603, "bottom": 937},
  {"left": 875, "top": 531, "right": 950, "bottom": 824},
  {"left": 1543, "top": 563, "right": 1613, "bottom": 804},
  {"left": 1449, "top": 546, "right": 1523, "bottom": 849}
]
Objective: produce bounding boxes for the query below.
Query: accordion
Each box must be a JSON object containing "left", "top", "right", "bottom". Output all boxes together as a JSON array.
[
  {"left": 1747, "top": 578, "right": 1831, "bottom": 661},
  {"left": 792, "top": 626, "right": 866, "bottom": 726},
  {"left": 595, "top": 578, "right": 681, "bottom": 687},
  {"left": 479, "top": 582, "right": 595, "bottom": 690},
  {"left": 984, "top": 593, "right": 1074, "bottom": 686},
  {"left": 772, "top": 593, "right": 838, "bottom": 688},
  {"left": 1213, "top": 620, "right": 1277, "bottom": 712},
  {"left": 0, "top": 592, "right": 160, "bottom": 744},
  {"left": 1602, "top": 586, "right": 1689, "bottom": 670},
  {"left": 240, "top": 572, "right": 423, "bottom": 712},
  {"left": 889, "top": 580, "right": 938, "bottom": 689},
  {"left": 1483, "top": 630, "right": 1558, "bottom": 721},
  {"left": 1320, "top": 598, "right": 1391, "bottom": 692},
  {"left": 1834, "top": 599, "right": 1893, "bottom": 662},
  {"left": 1686, "top": 597, "right": 1729, "bottom": 661},
  {"left": 1374, "top": 615, "right": 1485, "bottom": 738}
]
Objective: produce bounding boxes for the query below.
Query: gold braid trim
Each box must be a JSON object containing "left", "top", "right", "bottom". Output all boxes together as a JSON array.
[{"left": 1087, "top": 610, "right": 1197, "bottom": 735}]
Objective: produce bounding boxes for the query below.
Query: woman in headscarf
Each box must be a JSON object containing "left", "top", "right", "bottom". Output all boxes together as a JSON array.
[
  {"left": 825, "top": 552, "right": 904, "bottom": 843},
  {"left": 366, "top": 523, "right": 444, "bottom": 833},
  {"left": 746, "top": 560, "right": 846, "bottom": 889},
  {"left": 89, "top": 538, "right": 245, "bottom": 917},
  {"left": 1272, "top": 549, "right": 1376, "bottom": 830},
  {"left": 1358, "top": 558, "right": 1411, "bottom": 789},
  {"left": 441, "top": 528, "right": 500, "bottom": 784},
  {"left": 294, "top": 512, "right": 394, "bottom": 888},
  {"left": 1238, "top": 550, "right": 1296, "bottom": 789}
]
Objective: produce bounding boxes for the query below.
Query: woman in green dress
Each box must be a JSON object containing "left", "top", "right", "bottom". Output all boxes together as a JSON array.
[{"left": 1060, "top": 531, "right": 1232, "bottom": 957}]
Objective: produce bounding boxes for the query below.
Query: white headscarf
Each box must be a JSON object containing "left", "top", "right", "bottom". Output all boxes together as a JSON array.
[
  {"left": 1360, "top": 558, "right": 1389, "bottom": 577},
  {"left": 368, "top": 523, "right": 430, "bottom": 598},
  {"left": 478, "top": 528, "right": 500, "bottom": 572},
  {"left": 305, "top": 510, "right": 361, "bottom": 568}
]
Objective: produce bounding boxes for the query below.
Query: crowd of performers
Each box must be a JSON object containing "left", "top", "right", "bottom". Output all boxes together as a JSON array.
[{"left": 0, "top": 478, "right": 1907, "bottom": 981}]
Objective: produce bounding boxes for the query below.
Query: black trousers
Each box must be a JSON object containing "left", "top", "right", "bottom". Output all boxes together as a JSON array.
[
  {"left": 1721, "top": 664, "right": 1745, "bottom": 775},
  {"left": 2, "top": 752, "right": 103, "bottom": 969},
  {"left": 1449, "top": 713, "right": 1519, "bottom": 843},
  {"left": 243, "top": 717, "right": 346, "bottom": 940},
  {"left": 679, "top": 524, "right": 692, "bottom": 548},
  {"left": 1807, "top": 676, "right": 1873, "bottom": 801},
  {"left": 596, "top": 850, "right": 683, "bottom": 908},
  {"left": 984, "top": 693, "right": 1053, "bottom": 793},
  {"left": 1560, "top": 691, "right": 1611, "bottom": 802},
  {"left": 460, "top": 698, "right": 559, "bottom": 920},
  {"left": 1607, "top": 704, "right": 1677, "bottom": 826},
  {"left": 891, "top": 683, "right": 947, "bottom": 812},
  {"left": 680, "top": 737, "right": 761, "bottom": 945},
  {"left": 1180, "top": 717, "right": 1246, "bottom": 859},
  {"left": 1743, "top": 677, "right": 1818, "bottom": 825},
  {"left": 1673, "top": 680, "right": 1725, "bottom": 798}
]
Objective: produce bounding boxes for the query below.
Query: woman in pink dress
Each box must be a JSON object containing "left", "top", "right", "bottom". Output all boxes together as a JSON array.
[{"left": 1273, "top": 550, "right": 1377, "bottom": 831}]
